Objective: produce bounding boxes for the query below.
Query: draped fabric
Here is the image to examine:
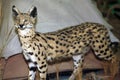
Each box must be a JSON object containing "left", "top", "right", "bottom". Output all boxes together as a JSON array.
[
  {"left": 0, "top": 0, "right": 119, "bottom": 59},
  {"left": 0, "top": 0, "right": 3, "bottom": 58}
]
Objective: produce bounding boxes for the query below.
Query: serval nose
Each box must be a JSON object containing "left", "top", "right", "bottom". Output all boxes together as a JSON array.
[{"left": 19, "top": 24, "right": 24, "bottom": 28}]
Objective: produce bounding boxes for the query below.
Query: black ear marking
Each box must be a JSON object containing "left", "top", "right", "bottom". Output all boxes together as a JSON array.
[
  {"left": 29, "top": 7, "right": 37, "bottom": 18},
  {"left": 12, "top": 5, "right": 16, "bottom": 8},
  {"left": 12, "top": 5, "right": 20, "bottom": 17}
]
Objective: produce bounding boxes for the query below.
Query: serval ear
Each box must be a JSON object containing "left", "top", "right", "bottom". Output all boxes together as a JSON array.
[
  {"left": 28, "top": 6, "right": 37, "bottom": 18},
  {"left": 12, "top": 5, "right": 20, "bottom": 19}
]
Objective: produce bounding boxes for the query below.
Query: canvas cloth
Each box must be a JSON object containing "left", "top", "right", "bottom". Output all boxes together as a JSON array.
[{"left": 0, "top": 0, "right": 119, "bottom": 58}]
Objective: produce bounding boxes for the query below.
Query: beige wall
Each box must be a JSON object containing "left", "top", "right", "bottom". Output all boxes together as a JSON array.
[{"left": 0, "top": 0, "right": 2, "bottom": 59}]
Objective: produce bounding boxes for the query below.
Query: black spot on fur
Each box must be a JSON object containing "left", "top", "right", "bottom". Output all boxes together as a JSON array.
[
  {"left": 106, "top": 54, "right": 113, "bottom": 59},
  {"left": 102, "top": 37, "right": 105, "bottom": 40},
  {"left": 39, "top": 43, "right": 43, "bottom": 47},
  {"left": 100, "top": 50, "right": 104, "bottom": 53},
  {"left": 59, "top": 43, "right": 63, "bottom": 46},
  {"left": 42, "top": 71, "right": 46, "bottom": 73},
  {"left": 60, "top": 50, "right": 64, "bottom": 53},
  {"left": 92, "top": 26, "right": 97, "bottom": 29},
  {"left": 41, "top": 62, "right": 45, "bottom": 64},
  {"left": 28, "top": 45, "right": 31, "bottom": 48},
  {"left": 105, "top": 48, "right": 109, "bottom": 52},
  {"left": 66, "top": 49, "right": 70, "bottom": 53},
  {"left": 39, "top": 64, "right": 47, "bottom": 69},
  {"left": 34, "top": 43, "right": 37, "bottom": 46},
  {"left": 29, "top": 67, "right": 37, "bottom": 72},
  {"left": 40, "top": 36, "right": 47, "bottom": 43},
  {"left": 26, "top": 59, "right": 32, "bottom": 62},
  {"left": 70, "top": 52, "right": 73, "bottom": 55},
  {"left": 36, "top": 33, "right": 40, "bottom": 36},
  {"left": 101, "top": 45, "right": 104, "bottom": 48},
  {"left": 75, "top": 49, "right": 79, "bottom": 53},
  {"left": 56, "top": 46, "right": 59, "bottom": 48},
  {"left": 35, "top": 54, "right": 38, "bottom": 57},
  {"left": 95, "top": 50, "right": 99, "bottom": 52},
  {"left": 46, "top": 36, "right": 55, "bottom": 40},
  {"left": 34, "top": 62, "right": 37, "bottom": 65},
  {"left": 38, "top": 51, "right": 40, "bottom": 54},
  {"left": 55, "top": 50, "right": 59, "bottom": 53},
  {"left": 56, "top": 41, "right": 59, "bottom": 44},
  {"left": 33, "top": 47, "right": 35, "bottom": 50},
  {"left": 99, "top": 46, "right": 102, "bottom": 49},
  {"left": 97, "top": 35, "right": 101, "bottom": 38},
  {"left": 38, "top": 57, "right": 40, "bottom": 60},
  {"left": 96, "top": 40, "right": 99, "bottom": 42},
  {"left": 97, "top": 54, "right": 101, "bottom": 57},
  {"left": 104, "top": 53, "right": 107, "bottom": 55},
  {"left": 73, "top": 46, "right": 76, "bottom": 49},
  {"left": 28, "top": 52, "right": 33, "bottom": 55},
  {"left": 41, "top": 52, "right": 44, "bottom": 56},
  {"left": 48, "top": 44, "right": 54, "bottom": 49},
  {"left": 35, "top": 38, "right": 39, "bottom": 41}
]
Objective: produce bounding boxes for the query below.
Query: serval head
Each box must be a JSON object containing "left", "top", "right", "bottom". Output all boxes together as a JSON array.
[{"left": 12, "top": 5, "right": 37, "bottom": 37}]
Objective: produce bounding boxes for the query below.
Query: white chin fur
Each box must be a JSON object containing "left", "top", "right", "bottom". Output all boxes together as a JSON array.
[
  {"left": 26, "top": 24, "right": 33, "bottom": 28},
  {"left": 19, "top": 28, "right": 31, "bottom": 35},
  {"left": 17, "top": 24, "right": 33, "bottom": 35}
]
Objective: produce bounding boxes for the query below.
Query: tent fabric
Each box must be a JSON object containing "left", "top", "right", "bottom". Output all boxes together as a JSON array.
[{"left": 0, "top": 0, "right": 119, "bottom": 59}]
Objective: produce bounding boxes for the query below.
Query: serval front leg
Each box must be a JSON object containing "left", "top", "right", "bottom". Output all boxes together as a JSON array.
[
  {"left": 37, "top": 56, "right": 47, "bottom": 80},
  {"left": 23, "top": 52, "right": 37, "bottom": 80},
  {"left": 28, "top": 61, "right": 37, "bottom": 80},
  {"left": 69, "top": 54, "right": 84, "bottom": 80}
]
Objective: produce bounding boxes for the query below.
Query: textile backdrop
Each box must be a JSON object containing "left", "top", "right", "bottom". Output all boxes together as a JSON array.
[{"left": 0, "top": 0, "right": 119, "bottom": 58}]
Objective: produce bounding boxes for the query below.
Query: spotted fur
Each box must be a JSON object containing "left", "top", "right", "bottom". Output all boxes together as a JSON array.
[{"left": 12, "top": 6, "right": 118, "bottom": 80}]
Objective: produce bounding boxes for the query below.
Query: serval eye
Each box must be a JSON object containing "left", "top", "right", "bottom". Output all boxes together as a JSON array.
[
  {"left": 16, "top": 18, "right": 20, "bottom": 22},
  {"left": 24, "top": 19, "right": 27, "bottom": 22}
]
